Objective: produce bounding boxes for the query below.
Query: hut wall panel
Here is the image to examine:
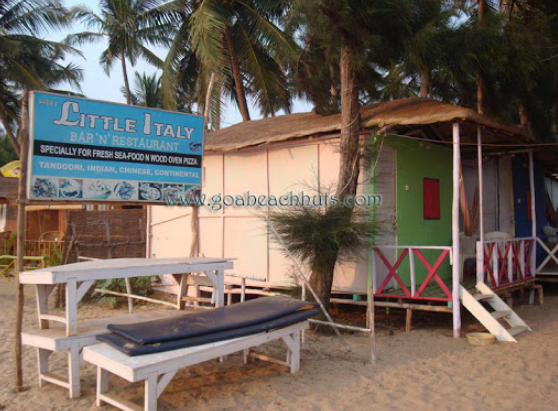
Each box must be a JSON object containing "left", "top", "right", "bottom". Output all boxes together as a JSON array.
[
  {"left": 392, "top": 138, "right": 453, "bottom": 286},
  {"left": 150, "top": 211, "right": 190, "bottom": 258},
  {"left": 318, "top": 143, "right": 340, "bottom": 193},
  {"left": 199, "top": 154, "right": 224, "bottom": 216},
  {"left": 149, "top": 141, "right": 380, "bottom": 294},
  {"left": 463, "top": 156, "right": 515, "bottom": 236},
  {"left": 199, "top": 217, "right": 223, "bottom": 259},
  {"left": 498, "top": 156, "right": 515, "bottom": 235},
  {"left": 512, "top": 156, "right": 549, "bottom": 263},
  {"left": 267, "top": 145, "right": 318, "bottom": 287},
  {"left": 223, "top": 217, "right": 267, "bottom": 280},
  {"left": 223, "top": 151, "right": 267, "bottom": 216},
  {"left": 368, "top": 144, "right": 397, "bottom": 289},
  {"left": 149, "top": 203, "right": 191, "bottom": 226},
  {"left": 268, "top": 145, "right": 317, "bottom": 197}
]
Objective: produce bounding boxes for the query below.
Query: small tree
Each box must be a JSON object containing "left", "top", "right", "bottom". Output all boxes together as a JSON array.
[{"left": 268, "top": 204, "right": 374, "bottom": 316}]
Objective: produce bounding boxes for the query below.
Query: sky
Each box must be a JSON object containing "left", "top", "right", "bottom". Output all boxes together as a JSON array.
[{"left": 52, "top": 0, "right": 312, "bottom": 128}]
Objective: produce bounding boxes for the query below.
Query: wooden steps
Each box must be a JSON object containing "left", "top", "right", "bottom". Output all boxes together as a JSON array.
[
  {"left": 473, "top": 293, "right": 493, "bottom": 302},
  {"left": 491, "top": 309, "right": 512, "bottom": 320},
  {"left": 508, "top": 325, "right": 529, "bottom": 336},
  {"left": 461, "top": 282, "right": 530, "bottom": 342}
]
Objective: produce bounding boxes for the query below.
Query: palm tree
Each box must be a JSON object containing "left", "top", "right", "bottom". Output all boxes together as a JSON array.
[
  {"left": 160, "top": 0, "right": 296, "bottom": 120},
  {"left": 403, "top": 0, "right": 454, "bottom": 98},
  {"left": 285, "top": 0, "right": 412, "bottom": 312},
  {"left": 125, "top": 71, "right": 163, "bottom": 107},
  {"left": 0, "top": 0, "right": 84, "bottom": 393},
  {"left": 69, "top": 0, "right": 174, "bottom": 104},
  {"left": 268, "top": 205, "right": 374, "bottom": 317},
  {"left": 0, "top": 0, "right": 81, "bottom": 156}
]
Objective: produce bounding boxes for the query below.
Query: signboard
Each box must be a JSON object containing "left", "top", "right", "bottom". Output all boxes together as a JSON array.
[
  {"left": 27, "top": 91, "right": 203, "bottom": 203},
  {"left": 1, "top": 160, "right": 20, "bottom": 178}
]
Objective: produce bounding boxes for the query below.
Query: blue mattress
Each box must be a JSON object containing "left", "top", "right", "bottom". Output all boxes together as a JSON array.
[
  {"left": 98, "top": 296, "right": 318, "bottom": 356},
  {"left": 107, "top": 296, "right": 318, "bottom": 345},
  {"left": 98, "top": 308, "right": 318, "bottom": 356}
]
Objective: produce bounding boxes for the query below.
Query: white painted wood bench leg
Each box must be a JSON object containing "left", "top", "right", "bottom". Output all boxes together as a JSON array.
[
  {"left": 96, "top": 367, "right": 109, "bottom": 407},
  {"left": 37, "top": 348, "right": 51, "bottom": 387},
  {"left": 69, "top": 344, "right": 81, "bottom": 398},
  {"left": 194, "top": 285, "right": 200, "bottom": 307},
  {"left": 282, "top": 331, "right": 301, "bottom": 374},
  {"left": 177, "top": 274, "right": 189, "bottom": 310},
  {"left": 66, "top": 278, "right": 78, "bottom": 336},
  {"left": 145, "top": 374, "right": 158, "bottom": 411}
]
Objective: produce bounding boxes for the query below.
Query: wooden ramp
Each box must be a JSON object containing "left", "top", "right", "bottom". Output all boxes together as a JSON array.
[{"left": 461, "top": 282, "right": 530, "bottom": 342}]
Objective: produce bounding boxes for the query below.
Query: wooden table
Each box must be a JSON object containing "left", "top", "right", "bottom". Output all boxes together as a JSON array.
[{"left": 19, "top": 257, "right": 234, "bottom": 336}]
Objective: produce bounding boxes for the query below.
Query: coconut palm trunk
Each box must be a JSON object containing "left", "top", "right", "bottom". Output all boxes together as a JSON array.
[
  {"left": 189, "top": 72, "right": 216, "bottom": 258},
  {"left": 224, "top": 27, "right": 250, "bottom": 121},
  {"left": 308, "top": 41, "right": 362, "bottom": 316},
  {"left": 121, "top": 50, "right": 131, "bottom": 105},
  {"left": 337, "top": 43, "right": 361, "bottom": 201}
]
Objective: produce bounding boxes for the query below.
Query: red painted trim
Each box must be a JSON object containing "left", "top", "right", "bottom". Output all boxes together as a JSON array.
[
  {"left": 413, "top": 249, "right": 452, "bottom": 299},
  {"left": 374, "top": 248, "right": 412, "bottom": 297},
  {"left": 492, "top": 278, "right": 536, "bottom": 290},
  {"left": 511, "top": 241, "right": 524, "bottom": 280},
  {"left": 497, "top": 242, "right": 511, "bottom": 286},
  {"left": 373, "top": 294, "right": 452, "bottom": 302}
]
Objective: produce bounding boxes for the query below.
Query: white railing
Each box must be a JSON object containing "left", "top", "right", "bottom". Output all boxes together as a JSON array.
[
  {"left": 536, "top": 235, "right": 558, "bottom": 275},
  {"left": 476, "top": 237, "right": 535, "bottom": 289}
]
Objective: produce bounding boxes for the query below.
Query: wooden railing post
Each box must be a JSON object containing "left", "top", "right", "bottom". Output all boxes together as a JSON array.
[
  {"left": 371, "top": 249, "right": 377, "bottom": 293},
  {"left": 451, "top": 123, "right": 461, "bottom": 338},
  {"left": 528, "top": 151, "right": 537, "bottom": 277},
  {"left": 505, "top": 240, "right": 516, "bottom": 283},
  {"left": 476, "top": 241, "right": 484, "bottom": 284},
  {"left": 519, "top": 240, "right": 527, "bottom": 279},
  {"left": 493, "top": 242, "right": 499, "bottom": 287},
  {"left": 409, "top": 248, "right": 416, "bottom": 297}
]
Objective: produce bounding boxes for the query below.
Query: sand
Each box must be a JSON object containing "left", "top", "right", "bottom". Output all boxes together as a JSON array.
[{"left": 0, "top": 281, "right": 557, "bottom": 411}]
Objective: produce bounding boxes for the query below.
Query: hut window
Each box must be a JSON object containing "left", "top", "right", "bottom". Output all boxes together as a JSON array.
[{"left": 423, "top": 178, "right": 440, "bottom": 220}]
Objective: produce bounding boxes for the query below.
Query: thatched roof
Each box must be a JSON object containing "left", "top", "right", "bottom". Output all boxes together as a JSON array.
[{"left": 205, "top": 98, "right": 533, "bottom": 153}]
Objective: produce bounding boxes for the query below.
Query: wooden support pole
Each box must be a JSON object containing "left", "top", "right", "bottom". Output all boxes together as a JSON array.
[
  {"left": 367, "top": 267, "right": 376, "bottom": 364},
  {"left": 477, "top": 126, "right": 485, "bottom": 284},
  {"left": 405, "top": 308, "right": 412, "bottom": 333},
  {"left": 452, "top": 123, "right": 461, "bottom": 338},
  {"left": 15, "top": 90, "right": 29, "bottom": 392},
  {"left": 528, "top": 151, "right": 537, "bottom": 276},
  {"left": 187, "top": 73, "right": 213, "bottom": 259}
]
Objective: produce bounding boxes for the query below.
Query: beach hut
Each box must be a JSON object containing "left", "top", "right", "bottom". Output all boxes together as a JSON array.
[{"left": 148, "top": 97, "right": 547, "bottom": 338}]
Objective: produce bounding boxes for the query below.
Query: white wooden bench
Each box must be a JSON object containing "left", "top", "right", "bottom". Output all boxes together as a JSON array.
[
  {"left": 22, "top": 311, "right": 183, "bottom": 398},
  {"left": 83, "top": 321, "right": 309, "bottom": 411}
]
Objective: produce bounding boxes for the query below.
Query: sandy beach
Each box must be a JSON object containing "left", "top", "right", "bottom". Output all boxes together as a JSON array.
[{"left": 0, "top": 282, "right": 557, "bottom": 411}]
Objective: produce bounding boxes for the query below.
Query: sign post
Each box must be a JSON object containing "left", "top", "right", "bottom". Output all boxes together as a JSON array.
[
  {"left": 15, "top": 91, "right": 204, "bottom": 391},
  {"left": 27, "top": 92, "right": 204, "bottom": 205},
  {"left": 15, "top": 91, "right": 29, "bottom": 392}
]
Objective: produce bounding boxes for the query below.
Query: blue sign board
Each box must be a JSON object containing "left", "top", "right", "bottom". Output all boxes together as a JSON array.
[{"left": 27, "top": 91, "right": 204, "bottom": 203}]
